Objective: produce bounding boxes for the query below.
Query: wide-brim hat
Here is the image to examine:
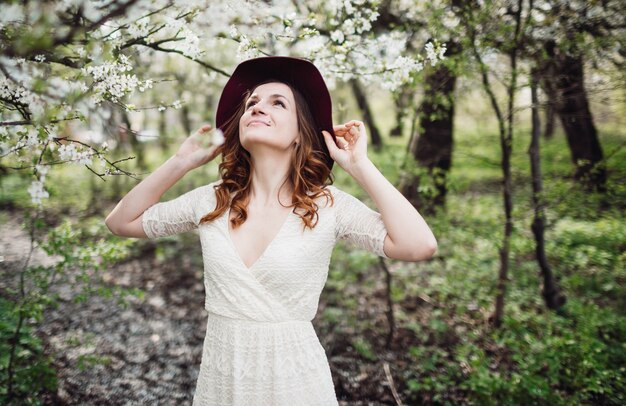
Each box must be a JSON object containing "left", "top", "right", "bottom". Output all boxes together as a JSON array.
[{"left": 215, "top": 56, "right": 336, "bottom": 171}]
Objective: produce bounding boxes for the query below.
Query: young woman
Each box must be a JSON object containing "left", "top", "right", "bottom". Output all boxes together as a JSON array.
[{"left": 105, "top": 56, "right": 437, "bottom": 405}]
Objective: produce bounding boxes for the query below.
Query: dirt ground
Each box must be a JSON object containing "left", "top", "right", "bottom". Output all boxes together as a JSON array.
[{"left": 1, "top": 214, "right": 407, "bottom": 405}]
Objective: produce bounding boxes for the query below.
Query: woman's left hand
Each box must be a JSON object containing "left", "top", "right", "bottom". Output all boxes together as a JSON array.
[{"left": 322, "top": 120, "right": 370, "bottom": 173}]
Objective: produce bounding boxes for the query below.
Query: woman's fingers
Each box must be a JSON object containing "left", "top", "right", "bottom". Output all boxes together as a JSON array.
[
  {"left": 334, "top": 121, "right": 363, "bottom": 136},
  {"left": 322, "top": 130, "right": 340, "bottom": 155},
  {"left": 333, "top": 125, "right": 349, "bottom": 136},
  {"left": 345, "top": 120, "right": 363, "bottom": 127},
  {"left": 198, "top": 124, "right": 212, "bottom": 133}
]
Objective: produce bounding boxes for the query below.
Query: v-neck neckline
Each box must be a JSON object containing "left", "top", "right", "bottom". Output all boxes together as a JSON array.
[{"left": 224, "top": 207, "right": 294, "bottom": 271}]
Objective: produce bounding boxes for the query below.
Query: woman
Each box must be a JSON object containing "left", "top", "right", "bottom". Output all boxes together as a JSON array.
[{"left": 105, "top": 56, "right": 437, "bottom": 405}]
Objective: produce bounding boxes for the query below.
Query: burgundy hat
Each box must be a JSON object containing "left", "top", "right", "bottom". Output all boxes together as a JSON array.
[{"left": 215, "top": 56, "right": 337, "bottom": 171}]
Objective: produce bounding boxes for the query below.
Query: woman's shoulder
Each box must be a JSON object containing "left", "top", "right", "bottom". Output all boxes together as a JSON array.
[
  {"left": 183, "top": 179, "right": 222, "bottom": 203},
  {"left": 322, "top": 184, "right": 350, "bottom": 199},
  {"left": 315, "top": 184, "right": 349, "bottom": 209}
]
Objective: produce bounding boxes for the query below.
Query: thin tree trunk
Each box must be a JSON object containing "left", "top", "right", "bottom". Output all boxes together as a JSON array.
[
  {"left": 181, "top": 104, "right": 192, "bottom": 136},
  {"left": 466, "top": 0, "right": 521, "bottom": 328},
  {"left": 538, "top": 61, "right": 558, "bottom": 139},
  {"left": 349, "top": 78, "right": 383, "bottom": 150},
  {"left": 543, "top": 95, "right": 556, "bottom": 139},
  {"left": 529, "top": 68, "right": 566, "bottom": 310},
  {"left": 121, "top": 110, "right": 145, "bottom": 170},
  {"left": 159, "top": 110, "right": 168, "bottom": 151},
  {"left": 400, "top": 41, "right": 459, "bottom": 214},
  {"left": 390, "top": 86, "right": 411, "bottom": 138},
  {"left": 380, "top": 258, "right": 396, "bottom": 349},
  {"left": 544, "top": 41, "right": 606, "bottom": 192}
]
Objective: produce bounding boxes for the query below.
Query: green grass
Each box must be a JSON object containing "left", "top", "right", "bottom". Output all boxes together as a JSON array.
[{"left": 326, "top": 126, "right": 625, "bottom": 404}]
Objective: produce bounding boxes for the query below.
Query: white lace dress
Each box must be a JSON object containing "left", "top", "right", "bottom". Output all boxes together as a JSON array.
[{"left": 142, "top": 181, "right": 389, "bottom": 406}]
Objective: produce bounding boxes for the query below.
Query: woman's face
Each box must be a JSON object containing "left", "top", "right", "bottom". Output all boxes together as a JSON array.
[{"left": 238, "top": 82, "right": 300, "bottom": 153}]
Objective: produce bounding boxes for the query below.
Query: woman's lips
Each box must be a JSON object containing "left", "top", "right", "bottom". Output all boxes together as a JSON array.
[{"left": 248, "top": 120, "right": 270, "bottom": 127}]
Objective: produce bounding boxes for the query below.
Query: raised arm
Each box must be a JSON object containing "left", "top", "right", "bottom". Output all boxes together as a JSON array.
[
  {"left": 105, "top": 125, "right": 221, "bottom": 238},
  {"left": 322, "top": 121, "right": 438, "bottom": 262}
]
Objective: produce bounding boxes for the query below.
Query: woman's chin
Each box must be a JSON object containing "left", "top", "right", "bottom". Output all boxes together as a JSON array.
[{"left": 241, "top": 139, "right": 292, "bottom": 154}]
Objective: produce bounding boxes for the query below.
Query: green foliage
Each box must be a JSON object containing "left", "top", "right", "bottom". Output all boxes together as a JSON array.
[
  {"left": 548, "top": 217, "right": 626, "bottom": 302},
  {"left": 0, "top": 215, "right": 139, "bottom": 401},
  {"left": 368, "top": 128, "right": 624, "bottom": 405},
  {"left": 0, "top": 298, "right": 57, "bottom": 405},
  {"left": 450, "top": 301, "right": 626, "bottom": 405},
  {"left": 351, "top": 337, "right": 378, "bottom": 362}
]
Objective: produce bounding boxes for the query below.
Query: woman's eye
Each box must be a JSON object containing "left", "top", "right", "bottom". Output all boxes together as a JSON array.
[{"left": 245, "top": 99, "right": 284, "bottom": 109}]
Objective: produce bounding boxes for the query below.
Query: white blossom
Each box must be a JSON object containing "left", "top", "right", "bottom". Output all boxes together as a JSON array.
[
  {"left": 229, "top": 25, "right": 239, "bottom": 39},
  {"left": 425, "top": 41, "right": 447, "bottom": 66},
  {"left": 1, "top": 0, "right": 449, "bottom": 208},
  {"left": 35, "top": 164, "right": 49, "bottom": 178},
  {"left": 58, "top": 144, "right": 77, "bottom": 160},
  {"left": 211, "top": 129, "right": 225, "bottom": 146},
  {"left": 331, "top": 30, "right": 345, "bottom": 44},
  {"left": 28, "top": 179, "right": 49, "bottom": 205},
  {"left": 57, "top": 143, "right": 92, "bottom": 165}
]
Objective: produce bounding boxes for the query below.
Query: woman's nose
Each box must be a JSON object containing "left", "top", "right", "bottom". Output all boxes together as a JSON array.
[{"left": 251, "top": 101, "right": 267, "bottom": 115}]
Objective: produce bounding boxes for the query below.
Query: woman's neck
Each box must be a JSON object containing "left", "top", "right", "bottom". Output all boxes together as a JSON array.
[{"left": 249, "top": 151, "right": 293, "bottom": 207}]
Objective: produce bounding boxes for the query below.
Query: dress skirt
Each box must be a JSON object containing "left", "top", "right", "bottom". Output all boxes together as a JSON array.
[{"left": 192, "top": 312, "right": 339, "bottom": 406}]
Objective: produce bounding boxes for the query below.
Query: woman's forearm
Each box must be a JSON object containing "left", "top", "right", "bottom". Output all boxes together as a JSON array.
[
  {"left": 348, "top": 158, "right": 438, "bottom": 261},
  {"left": 104, "top": 155, "right": 190, "bottom": 237}
]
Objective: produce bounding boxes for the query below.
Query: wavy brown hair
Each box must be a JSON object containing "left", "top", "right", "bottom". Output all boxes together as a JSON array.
[{"left": 200, "top": 80, "right": 335, "bottom": 230}]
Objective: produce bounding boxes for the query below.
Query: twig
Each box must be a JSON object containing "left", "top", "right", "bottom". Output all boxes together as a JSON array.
[
  {"left": 383, "top": 362, "right": 404, "bottom": 406},
  {"left": 0, "top": 116, "right": 82, "bottom": 127}
]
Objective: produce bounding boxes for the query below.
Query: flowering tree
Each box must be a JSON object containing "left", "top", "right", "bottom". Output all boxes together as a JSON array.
[
  {"left": 1, "top": 2, "right": 445, "bottom": 399},
  {"left": 0, "top": 0, "right": 445, "bottom": 207}
]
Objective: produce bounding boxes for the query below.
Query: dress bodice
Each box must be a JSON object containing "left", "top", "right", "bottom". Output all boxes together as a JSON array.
[{"left": 142, "top": 181, "right": 389, "bottom": 323}]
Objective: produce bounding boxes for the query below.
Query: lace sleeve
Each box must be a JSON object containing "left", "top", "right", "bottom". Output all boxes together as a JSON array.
[
  {"left": 142, "top": 181, "right": 216, "bottom": 239},
  {"left": 330, "top": 185, "right": 389, "bottom": 258}
]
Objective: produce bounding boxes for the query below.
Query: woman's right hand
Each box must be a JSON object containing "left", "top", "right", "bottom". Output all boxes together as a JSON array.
[{"left": 175, "top": 124, "right": 223, "bottom": 171}]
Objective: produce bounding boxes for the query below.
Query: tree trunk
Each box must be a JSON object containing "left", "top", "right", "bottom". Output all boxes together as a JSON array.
[
  {"left": 121, "top": 110, "right": 145, "bottom": 170},
  {"left": 379, "top": 258, "right": 396, "bottom": 350},
  {"left": 544, "top": 42, "right": 606, "bottom": 192},
  {"left": 486, "top": 0, "right": 523, "bottom": 328},
  {"left": 181, "top": 104, "right": 192, "bottom": 136},
  {"left": 349, "top": 78, "right": 383, "bottom": 150},
  {"left": 543, "top": 94, "right": 556, "bottom": 139},
  {"left": 158, "top": 110, "right": 168, "bottom": 152},
  {"left": 529, "top": 68, "right": 567, "bottom": 310},
  {"left": 539, "top": 66, "right": 558, "bottom": 140},
  {"left": 400, "top": 42, "right": 459, "bottom": 214},
  {"left": 390, "top": 86, "right": 411, "bottom": 138}
]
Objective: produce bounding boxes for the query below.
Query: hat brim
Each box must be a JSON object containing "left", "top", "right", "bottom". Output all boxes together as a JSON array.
[{"left": 215, "top": 56, "right": 336, "bottom": 171}]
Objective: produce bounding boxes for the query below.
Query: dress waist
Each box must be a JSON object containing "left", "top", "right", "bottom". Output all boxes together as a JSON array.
[
  {"left": 207, "top": 311, "right": 311, "bottom": 326},
  {"left": 205, "top": 312, "right": 318, "bottom": 351}
]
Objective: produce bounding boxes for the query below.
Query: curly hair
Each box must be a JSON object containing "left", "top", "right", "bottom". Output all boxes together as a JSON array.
[{"left": 200, "top": 80, "right": 335, "bottom": 231}]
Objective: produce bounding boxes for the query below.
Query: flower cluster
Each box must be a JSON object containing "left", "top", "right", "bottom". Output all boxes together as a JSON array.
[
  {"left": 58, "top": 143, "right": 94, "bottom": 165},
  {"left": 83, "top": 55, "right": 152, "bottom": 103},
  {"left": 425, "top": 42, "right": 447, "bottom": 66},
  {"left": 28, "top": 164, "right": 50, "bottom": 206},
  {"left": 2, "top": 0, "right": 448, "bottom": 210},
  {"left": 212, "top": 129, "right": 225, "bottom": 146}
]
